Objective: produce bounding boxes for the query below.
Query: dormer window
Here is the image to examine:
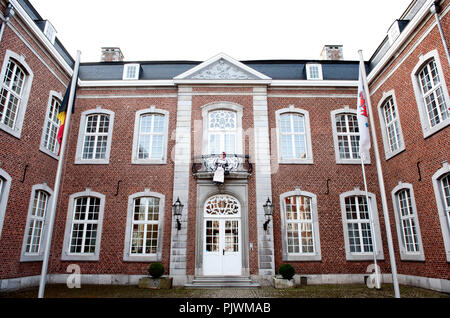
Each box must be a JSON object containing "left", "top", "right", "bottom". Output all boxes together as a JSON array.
[
  {"left": 43, "top": 20, "right": 56, "bottom": 44},
  {"left": 306, "top": 64, "right": 323, "bottom": 80},
  {"left": 123, "top": 64, "right": 140, "bottom": 80}
]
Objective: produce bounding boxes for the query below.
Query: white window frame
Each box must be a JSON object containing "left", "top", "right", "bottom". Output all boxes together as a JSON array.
[
  {"left": 75, "top": 107, "right": 115, "bottom": 165},
  {"left": 123, "top": 190, "right": 165, "bottom": 262},
  {"left": 61, "top": 189, "right": 105, "bottom": 261},
  {"left": 276, "top": 106, "right": 313, "bottom": 164},
  {"left": 411, "top": 49, "right": 450, "bottom": 138},
  {"left": 331, "top": 106, "right": 370, "bottom": 164},
  {"left": 340, "top": 188, "right": 384, "bottom": 261},
  {"left": 20, "top": 184, "right": 53, "bottom": 262},
  {"left": 306, "top": 63, "right": 323, "bottom": 80},
  {"left": 122, "top": 64, "right": 140, "bottom": 80},
  {"left": 391, "top": 182, "right": 425, "bottom": 261},
  {"left": 39, "top": 91, "right": 62, "bottom": 159},
  {"left": 43, "top": 20, "right": 57, "bottom": 44},
  {"left": 131, "top": 106, "right": 169, "bottom": 164},
  {"left": 377, "top": 90, "right": 406, "bottom": 160},
  {"left": 201, "top": 102, "right": 243, "bottom": 155},
  {"left": 432, "top": 162, "right": 450, "bottom": 262},
  {"left": 0, "top": 50, "right": 34, "bottom": 139},
  {"left": 0, "top": 168, "right": 12, "bottom": 239},
  {"left": 280, "top": 189, "right": 321, "bottom": 261}
]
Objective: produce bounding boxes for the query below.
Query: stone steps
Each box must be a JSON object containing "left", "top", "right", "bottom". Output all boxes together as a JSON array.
[{"left": 184, "top": 276, "right": 260, "bottom": 289}]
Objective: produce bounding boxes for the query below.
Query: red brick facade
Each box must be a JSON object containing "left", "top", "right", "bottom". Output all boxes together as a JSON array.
[{"left": 0, "top": 0, "right": 448, "bottom": 291}]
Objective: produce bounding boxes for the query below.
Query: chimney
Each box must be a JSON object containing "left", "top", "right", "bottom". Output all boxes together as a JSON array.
[
  {"left": 101, "top": 47, "right": 124, "bottom": 62},
  {"left": 320, "top": 45, "right": 344, "bottom": 61}
]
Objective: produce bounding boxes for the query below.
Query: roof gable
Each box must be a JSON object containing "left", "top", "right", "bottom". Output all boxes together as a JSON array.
[{"left": 174, "top": 53, "right": 271, "bottom": 83}]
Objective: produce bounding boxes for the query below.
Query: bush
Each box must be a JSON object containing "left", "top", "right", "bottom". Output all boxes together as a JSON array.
[
  {"left": 149, "top": 262, "right": 164, "bottom": 278},
  {"left": 278, "top": 264, "right": 295, "bottom": 280}
]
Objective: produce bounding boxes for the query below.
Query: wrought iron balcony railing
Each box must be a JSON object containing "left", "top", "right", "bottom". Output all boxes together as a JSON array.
[{"left": 192, "top": 153, "right": 252, "bottom": 178}]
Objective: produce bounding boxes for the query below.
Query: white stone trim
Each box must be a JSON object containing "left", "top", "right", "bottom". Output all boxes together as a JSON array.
[
  {"left": 131, "top": 106, "right": 169, "bottom": 164},
  {"left": 74, "top": 108, "right": 115, "bottom": 165},
  {"left": 0, "top": 168, "right": 12, "bottom": 240},
  {"left": 39, "top": 90, "right": 63, "bottom": 160},
  {"left": 20, "top": 183, "right": 54, "bottom": 262},
  {"left": 410, "top": 49, "right": 450, "bottom": 138},
  {"left": 339, "top": 188, "right": 384, "bottom": 261},
  {"left": 61, "top": 189, "right": 105, "bottom": 261},
  {"left": 391, "top": 182, "right": 425, "bottom": 261},
  {"left": 330, "top": 106, "right": 370, "bottom": 165},
  {"left": 275, "top": 105, "right": 313, "bottom": 164},
  {"left": 279, "top": 189, "right": 322, "bottom": 261},
  {"left": 0, "top": 50, "right": 34, "bottom": 139},
  {"left": 201, "top": 102, "right": 243, "bottom": 155},
  {"left": 123, "top": 190, "right": 165, "bottom": 262},
  {"left": 432, "top": 162, "right": 450, "bottom": 262}
]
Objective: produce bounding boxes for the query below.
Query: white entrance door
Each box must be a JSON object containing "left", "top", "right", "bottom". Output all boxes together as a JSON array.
[{"left": 203, "top": 195, "right": 242, "bottom": 276}]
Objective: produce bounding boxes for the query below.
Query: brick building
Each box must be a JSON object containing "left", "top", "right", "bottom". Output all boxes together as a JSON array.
[{"left": 0, "top": 0, "right": 448, "bottom": 292}]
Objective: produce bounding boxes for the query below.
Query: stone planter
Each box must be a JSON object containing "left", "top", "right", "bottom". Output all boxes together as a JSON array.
[
  {"left": 273, "top": 276, "right": 295, "bottom": 289},
  {"left": 138, "top": 276, "right": 173, "bottom": 289}
]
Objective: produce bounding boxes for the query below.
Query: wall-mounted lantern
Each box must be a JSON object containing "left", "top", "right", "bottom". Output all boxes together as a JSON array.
[
  {"left": 172, "top": 197, "right": 183, "bottom": 231},
  {"left": 263, "top": 197, "right": 273, "bottom": 231}
]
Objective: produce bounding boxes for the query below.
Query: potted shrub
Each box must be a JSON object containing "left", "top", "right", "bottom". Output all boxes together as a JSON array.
[
  {"left": 273, "top": 264, "right": 295, "bottom": 288},
  {"left": 138, "top": 262, "right": 173, "bottom": 289}
]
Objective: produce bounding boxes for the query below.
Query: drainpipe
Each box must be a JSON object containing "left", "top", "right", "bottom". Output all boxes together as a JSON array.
[
  {"left": 0, "top": 3, "right": 14, "bottom": 43},
  {"left": 430, "top": 1, "right": 450, "bottom": 66}
]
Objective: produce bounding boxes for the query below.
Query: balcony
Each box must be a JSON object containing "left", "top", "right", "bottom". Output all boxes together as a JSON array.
[{"left": 192, "top": 154, "right": 252, "bottom": 179}]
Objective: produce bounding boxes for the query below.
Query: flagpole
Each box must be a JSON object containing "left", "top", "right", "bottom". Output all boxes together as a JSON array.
[
  {"left": 358, "top": 50, "right": 400, "bottom": 298},
  {"left": 38, "top": 50, "right": 81, "bottom": 298},
  {"left": 360, "top": 152, "right": 381, "bottom": 289}
]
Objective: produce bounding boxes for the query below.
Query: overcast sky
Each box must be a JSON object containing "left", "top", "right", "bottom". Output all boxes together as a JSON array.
[{"left": 30, "top": 0, "right": 413, "bottom": 63}]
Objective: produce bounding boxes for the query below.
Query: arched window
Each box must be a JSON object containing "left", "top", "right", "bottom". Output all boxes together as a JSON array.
[
  {"left": 0, "top": 50, "right": 34, "bottom": 138},
  {"left": 40, "top": 91, "right": 62, "bottom": 158},
  {"left": 132, "top": 107, "right": 169, "bottom": 164},
  {"left": 340, "top": 189, "right": 383, "bottom": 261},
  {"left": 208, "top": 110, "right": 237, "bottom": 154},
  {"left": 75, "top": 108, "right": 115, "bottom": 164},
  {"left": 432, "top": 163, "right": 450, "bottom": 262},
  {"left": 0, "top": 169, "right": 12, "bottom": 239},
  {"left": 123, "top": 190, "right": 165, "bottom": 261},
  {"left": 411, "top": 50, "right": 450, "bottom": 137},
  {"left": 276, "top": 107, "right": 313, "bottom": 164},
  {"left": 280, "top": 189, "right": 321, "bottom": 261},
  {"left": 20, "top": 184, "right": 53, "bottom": 262},
  {"left": 61, "top": 189, "right": 105, "bottom": 261},
  {"left": 391, "top": 182, "right": 424, "bottom": 261}
]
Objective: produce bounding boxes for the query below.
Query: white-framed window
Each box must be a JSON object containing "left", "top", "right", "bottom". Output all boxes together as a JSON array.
[
  {"left": 331, "top": 107, "right": 369, "bottom": 164},
  {"left": 132, "top": 107, "right": 169, "bottom": 164},
  {"left": 411, "top": 50, "right": 450, "bottom": 138},
  {"left": 20, "top": 184, "right": 53, "bottom": 262},
  {"left": 280, "top": 189, "right": 321, "bottom": 261},
  {"left": 75, "top": 108, "right": 115, "bottom": 164},
  {"left": 377, "top": 91, "right": 405, "bottom": 160},
  {"left": 306, "top": 63, "right": 323, "bottom": 80},
  {"left": 40, "top": 91, "right": 62, "bottom": 159},
  {"left": 432, "top": 162, "right": 450, "bottom": 262},
  {"left": 391, "top": 182, "right": 424, "bottom": 261},
  {"left": 201, "top": 102, "right": 243, "bottom": 155},
  {"left": 340, "top": 189, "right": 384, "bottom": 261},
  {"left": 43, "top": 20, "right": 57, "bottom": 44},
  {"left": 123, "top": 190, "right": 165, "bottom": 262},
  {"left": 0, "top": 50, "right": 34, "bottom": 138},
  {"left": 0, "top": 169, "right": 12, "bottom": 239},
  {"left": 122, "top": 64, "right": 140, "bottom": 80},
  {"left": 276, "top": 106, "right": 313, "bottom": 164},
  {"left": 61, "top": 189, "right": 105, "bottom": 261}
]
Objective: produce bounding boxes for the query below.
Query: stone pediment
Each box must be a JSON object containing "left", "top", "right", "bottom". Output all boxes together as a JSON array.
[{"left": 174, "top": 53, "right": 271, "bottom": 83}]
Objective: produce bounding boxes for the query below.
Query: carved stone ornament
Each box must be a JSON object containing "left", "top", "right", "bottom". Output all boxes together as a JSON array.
[{"left": 188, "top": 59, "right": 258, "bottom": 80}]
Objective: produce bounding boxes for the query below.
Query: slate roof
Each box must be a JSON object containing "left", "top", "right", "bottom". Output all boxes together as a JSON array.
[{"left": 78, "top": 60, "right": 362, "bottom": 81}]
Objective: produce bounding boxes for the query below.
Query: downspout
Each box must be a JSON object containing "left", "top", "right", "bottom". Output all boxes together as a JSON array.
[
  {"left": 430, "top": 1, "right": 450, "bottom": 66},
  {"left": 0, "top": 3, "right": 14, "bottom": 43}
]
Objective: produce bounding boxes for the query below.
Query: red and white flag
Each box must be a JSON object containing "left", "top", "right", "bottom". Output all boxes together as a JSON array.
[{"left": 357, "top": 61, "right": 371, "bottom": 154}]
